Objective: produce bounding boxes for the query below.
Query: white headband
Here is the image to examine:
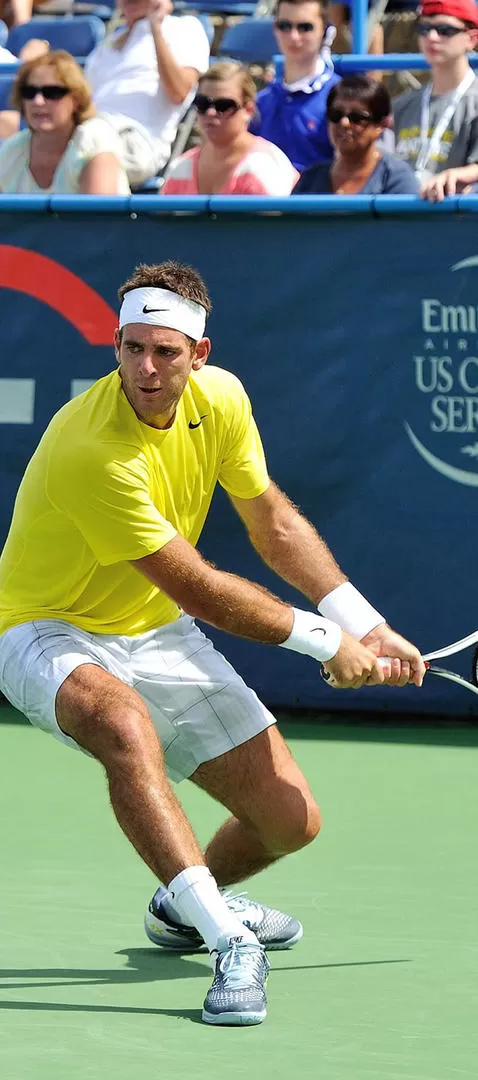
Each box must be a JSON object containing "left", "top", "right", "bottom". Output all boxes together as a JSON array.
[{"left": 119, "top": 287, "right": 207, "bottom": 340}]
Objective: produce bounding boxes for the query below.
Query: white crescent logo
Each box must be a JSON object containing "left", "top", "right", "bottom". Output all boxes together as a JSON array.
[
  {"left": 405, "top": 256, "right": 478, "bottom": 485},
  {"left": 404, "top": 422, "right": 478, "bottom": 486},
  {"left": 451, "top": 256, "right": 478, "bottom": 272}
]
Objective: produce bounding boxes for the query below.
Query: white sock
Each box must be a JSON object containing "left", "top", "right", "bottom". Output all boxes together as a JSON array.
[{"left": 166, "top": 866, "right": 258, "bottom": 956}]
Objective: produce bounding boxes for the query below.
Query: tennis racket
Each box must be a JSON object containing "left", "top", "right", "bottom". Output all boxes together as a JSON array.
[
  {"left": 418, "top": 629, "right": 478, "bottom": 696},
  {"left": 323, "top": 629, "right": 478, "bottom": 695}
]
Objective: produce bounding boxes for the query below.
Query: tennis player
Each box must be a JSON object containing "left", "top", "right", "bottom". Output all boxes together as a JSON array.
[{"left": 0, "top": 261, "right": 425, "bottom": 1027}]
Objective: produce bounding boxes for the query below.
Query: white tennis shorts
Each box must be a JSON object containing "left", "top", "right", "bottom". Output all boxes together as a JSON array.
[{"left": 0, "top": 615, "right": 276, "bottom": 782}]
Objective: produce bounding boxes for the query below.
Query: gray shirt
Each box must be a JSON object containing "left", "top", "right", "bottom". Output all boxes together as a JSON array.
[{"left": 393, "top": 75, "right": 478, "bottom": 175}]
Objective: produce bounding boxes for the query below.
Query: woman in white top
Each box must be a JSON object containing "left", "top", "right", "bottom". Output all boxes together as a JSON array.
[{"left": 0, "top": 50, "right": 130, "bottom": 194}]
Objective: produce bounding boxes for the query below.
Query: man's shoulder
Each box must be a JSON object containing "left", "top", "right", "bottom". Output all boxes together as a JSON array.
[
  {"left": 256, "top": 80, "right": 281, "bottom": 106},
  {"left": 163, "top": 12, "right": 210, "bottom": 44},
  {"left": 393, "top": 88, "right": 422, "bottom": 118},
  {"left": 462, "top": 75, "right": 478, "bottom": 110},
  {"left": 46, "top": 374, "right": 134, "bottom": 461},
  {"left": 191, "top": 365, "right": 246, "bottom": 398}
]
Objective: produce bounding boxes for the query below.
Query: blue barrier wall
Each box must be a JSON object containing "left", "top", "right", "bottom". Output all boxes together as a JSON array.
[{"left": 1, "top": 198, "right": 478, "bottom": 715}]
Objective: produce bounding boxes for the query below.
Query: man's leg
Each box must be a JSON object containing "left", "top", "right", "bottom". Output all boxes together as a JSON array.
[
  {"left": 148, "top": 725, "right": 320, "bottom": 951},
  {"left": 58, "top": 662, "right": 270, "bottom": 1024},
  {"left": 191, "top": 725, "right": 321, "bottom": 886},
  {"left": 56, "top": 663, "right": 261, "bottom": 953}
]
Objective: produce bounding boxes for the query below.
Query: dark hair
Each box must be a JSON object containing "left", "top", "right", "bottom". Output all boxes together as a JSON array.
[
  {"left": 275, "top": 0, "right": 327, "bottom": 17},
  {"left": 327, "top": 75, "right": 391, "bottom": 123},
  {"left": 118, "top": 260, "right": 212, "bottom": 314}
]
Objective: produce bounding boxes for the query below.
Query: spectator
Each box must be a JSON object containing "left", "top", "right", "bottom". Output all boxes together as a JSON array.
[
  {"left": 249, "top": 0, "right": 341, "bottom": 172},
  {"left": 85, "top": 0, "right": 210, "bottom": 186},
  {"left": 162, "top": 62, "right": 298, "bottom": 195},
  {"left": 293, "top": 75, "right": 420, "bottom": 192},
  {"left": 0, "top": 50, "right": 130, "bottom": 193},
  {"left": 393, "top": 0, "right": 478, "bottom": 193}
]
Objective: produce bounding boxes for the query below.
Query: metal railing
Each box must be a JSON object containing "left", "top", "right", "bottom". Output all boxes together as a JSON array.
[{"left": 0, "top": 194, "right": 477, "bottom": 212}]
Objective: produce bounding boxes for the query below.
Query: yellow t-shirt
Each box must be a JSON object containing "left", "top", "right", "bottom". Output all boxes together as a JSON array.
[{"left": 0, "top": 365, "right": 269, "bottom": 636}]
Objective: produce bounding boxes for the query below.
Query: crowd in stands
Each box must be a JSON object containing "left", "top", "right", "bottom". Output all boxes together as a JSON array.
[{"left": 0, "top": 0, "right": 477, "bottom": 198}]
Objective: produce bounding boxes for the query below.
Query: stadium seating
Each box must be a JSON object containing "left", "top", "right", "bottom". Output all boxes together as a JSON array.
[
  {"left": 217, "top": 18, "right": 278, "bottom": 64},
  {"left": 0, "top": 74, "right": 14, "bottom": 109},
  {"left": 7, "top": 15, "right": 106, "bottom": 58},
  {"left": 174, "top": 0, "right": 258, "bottom": 16}
]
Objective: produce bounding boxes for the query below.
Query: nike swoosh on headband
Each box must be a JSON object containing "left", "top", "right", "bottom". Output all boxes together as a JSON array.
[{"left": 142, "top": 306, "right": 169, "bottom": 314}]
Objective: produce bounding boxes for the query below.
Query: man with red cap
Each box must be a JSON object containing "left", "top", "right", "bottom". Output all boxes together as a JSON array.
[{"left": 393, "top": 0, "right": 478, "bottom": 195}]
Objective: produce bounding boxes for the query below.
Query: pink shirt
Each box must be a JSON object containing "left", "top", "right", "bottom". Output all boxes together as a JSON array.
[{"left": 162, "top": 137, "right": 299, "bottom": 195}]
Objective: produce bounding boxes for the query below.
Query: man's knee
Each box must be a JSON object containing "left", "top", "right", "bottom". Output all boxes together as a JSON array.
[
  {"left": 96, "top": 703, "right": 155, "bottom": 765},
  {"left": 255, "top": 792, "right": 322, "bottom": 856},
  {"left": 57, "top": 672, "right": 158, "bottom": 765}
]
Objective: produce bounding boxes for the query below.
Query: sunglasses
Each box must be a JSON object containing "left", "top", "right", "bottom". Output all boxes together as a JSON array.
[
  {"left": 327, "top": 106, "right": 373, "bottom": 125},
  {"left": 21, "top": 84, "right": 70, "bottom": 101},
  {"left": 274, "top": 18, "right": 315, "bottom": 32},
  {"left": 194, "top": 93, "right": 241, "bottom": 115},
  {"left": 417, "top": 21, "right": 467, "bottom": 35}
]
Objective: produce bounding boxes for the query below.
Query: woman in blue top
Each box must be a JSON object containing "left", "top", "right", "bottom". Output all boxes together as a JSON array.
[{"left": 293, "top": 75, "right": 419, "bottom": 194}]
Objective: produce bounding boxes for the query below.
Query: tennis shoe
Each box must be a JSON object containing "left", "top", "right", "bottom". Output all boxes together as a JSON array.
[
  {"left": 202, "top": 934, "right": 269, "bottom": 1026},
  {"left": 144, "top": 886, "right": 303, "bottom": 952}
]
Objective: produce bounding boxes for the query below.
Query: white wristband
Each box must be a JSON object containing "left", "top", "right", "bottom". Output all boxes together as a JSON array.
[
  {"left": 279, "top": 607, "right": 342, "bottom": 663},
  {"left": 318, "top": 582, "right": 385, "bottom": 640}
]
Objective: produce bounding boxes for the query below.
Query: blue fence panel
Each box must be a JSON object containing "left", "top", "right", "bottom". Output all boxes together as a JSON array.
[{"left": 0, "top": 202, "right": 478, "bottom": 716}]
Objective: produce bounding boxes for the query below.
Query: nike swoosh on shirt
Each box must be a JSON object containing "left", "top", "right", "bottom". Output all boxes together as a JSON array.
[
  {"left": 188, "top": 415, "right": 208, "bottom": 429},
  {"left": 311, "top": 626, "right": 326, "bottom": 634}
]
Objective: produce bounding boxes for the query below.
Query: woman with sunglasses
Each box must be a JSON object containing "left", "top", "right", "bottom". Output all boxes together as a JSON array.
[
  {"left": 0, "top": 51, "right": 130, "bottom": 194},
  {"left": 162, "top": 62, "right": 298, "bottom": 195},
  {"left": 293, "top": 76, "right": 419, "bottom": 194}
]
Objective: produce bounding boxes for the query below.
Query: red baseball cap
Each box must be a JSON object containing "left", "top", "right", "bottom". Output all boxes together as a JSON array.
[{"left": 418, "top": 0, "right": 478, "bottom": 25}]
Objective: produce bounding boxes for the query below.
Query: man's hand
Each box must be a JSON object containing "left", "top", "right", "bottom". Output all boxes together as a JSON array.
[
  {"left": 360, "top": 624, "right": 426, "bottom": 687},
  {"left": 421, "top": 167, "right": 477, "bottom": 202},
  {"left": 322, "top": 631, "right": 387, "bottom": 689},
  {"left": 148, "top": 0, "right": 172, "bottom": 25}
]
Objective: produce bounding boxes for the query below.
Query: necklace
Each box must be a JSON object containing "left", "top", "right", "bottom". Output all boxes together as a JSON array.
[{"left": 334, "top": 149, "right": 380, "bottom": 194}]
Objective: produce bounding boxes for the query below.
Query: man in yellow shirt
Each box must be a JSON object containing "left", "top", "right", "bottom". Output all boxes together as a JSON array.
[{"left": 0, "top": 260, "right": 425, "bottom": 1027}]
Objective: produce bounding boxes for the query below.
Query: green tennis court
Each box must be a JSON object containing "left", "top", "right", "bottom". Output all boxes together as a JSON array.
[{"left": 1, "top": 703, "right": 477, "bottom": 1080}]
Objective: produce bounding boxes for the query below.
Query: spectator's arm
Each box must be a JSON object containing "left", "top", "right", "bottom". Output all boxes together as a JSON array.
[
  {"left": 79, "top": 153, "right": 126, "bottom": 194},
  {"left": 421, "top": 164, "right": 478, "bottom": 201},
  {"left": 0, "top": 111, "right": 20, "bottom": 139},
  {"left": 148, "top": 0, "right": 201, "bottom": 105}
]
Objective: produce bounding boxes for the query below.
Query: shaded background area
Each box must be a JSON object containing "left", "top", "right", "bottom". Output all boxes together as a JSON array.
[{"left": 1, "top": 703, "right": 477, "bottom": 1079}]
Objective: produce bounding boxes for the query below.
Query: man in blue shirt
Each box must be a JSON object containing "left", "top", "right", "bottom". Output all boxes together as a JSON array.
[{"left": 250, "top": 0, "right": 341, "bottom": 171}]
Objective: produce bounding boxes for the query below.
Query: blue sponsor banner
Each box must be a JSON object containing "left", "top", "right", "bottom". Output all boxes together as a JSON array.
[{"left": 0, "top": 205, "right": 477, "bottom": 715}]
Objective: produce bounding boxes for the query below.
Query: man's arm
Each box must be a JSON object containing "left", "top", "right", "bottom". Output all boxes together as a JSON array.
[
  {"left": 229, "top": 481, "right": 426, "bottom": 687},
  {"left": 131, "top": 532, "right": 386, "bottom": 688},
  {"left": 230, "top": 480, "right": 346, "bottom": 605},
  {"left": 149, "top": 0, "right": 203, "bottom": 105}
]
